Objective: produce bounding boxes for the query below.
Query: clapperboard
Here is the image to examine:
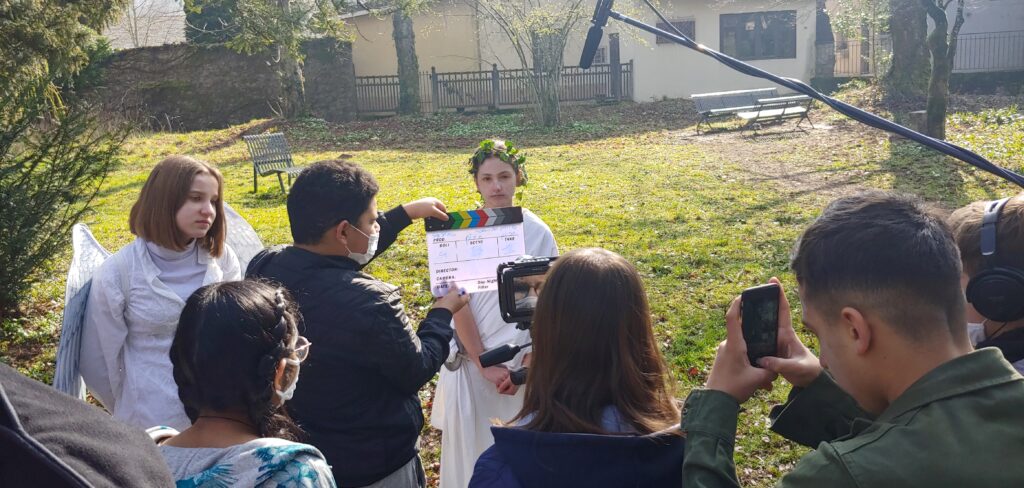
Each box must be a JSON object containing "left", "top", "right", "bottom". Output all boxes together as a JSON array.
[{"left": 424, "top": 207, "right": 526, "bottom": 297}]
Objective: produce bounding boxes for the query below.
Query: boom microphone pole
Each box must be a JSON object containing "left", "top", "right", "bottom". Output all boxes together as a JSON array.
[{"left": 581, "top": 0, "right": 1024, "bottom": 188}]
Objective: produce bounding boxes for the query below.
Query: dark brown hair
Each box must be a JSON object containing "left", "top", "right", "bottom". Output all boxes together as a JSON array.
[
  {"left": 513, "top": 248, "right": 679, "bottom": 434},
  {"left": 129, "top": 155, "right": 226, "bottom": 257},
  {"left": 172, "top": 280, "right": 304, "bottom": 440},
  {"left": 948, "top": 194, "right": 1024, "bottom": 278},
  {"left": 791, "top": 191, "right": 965, "bottom": 341},
  {"left": 469, "top": 139, "right": 525, "bottom": 186},
  {"left": 287, "top": 159, "right": 379, "bottom": 245}
]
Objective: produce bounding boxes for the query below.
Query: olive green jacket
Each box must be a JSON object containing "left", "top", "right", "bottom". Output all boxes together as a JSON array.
[{"left": 681, "top": 348, "right": 1024, "bottom": 487}]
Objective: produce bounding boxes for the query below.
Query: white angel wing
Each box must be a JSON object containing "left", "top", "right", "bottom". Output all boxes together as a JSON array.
[
  {"left": 54, "top": 224, "right": 112, "bottom": 399},
  {"left": 224, "top": 202, "right": 265, "bottom": 272}
]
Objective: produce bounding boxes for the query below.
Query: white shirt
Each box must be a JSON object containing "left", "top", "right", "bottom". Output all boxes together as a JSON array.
[
  {"left": 145, "top": 240, "right": 207, "bottom": 301},
  {"left": 80, "top": 238, "right": 241, "bottom": 431}
]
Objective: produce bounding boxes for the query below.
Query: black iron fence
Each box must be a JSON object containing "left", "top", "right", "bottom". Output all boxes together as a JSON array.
[
  {"left": 356, "top": 61, "right": 634, "bottom": 114},
  {"left": 818, "top": 30, "right": 1024, "bottom": 78},
  {"left": 954, "top": 30, "right": 1024, "bottom": 73}
]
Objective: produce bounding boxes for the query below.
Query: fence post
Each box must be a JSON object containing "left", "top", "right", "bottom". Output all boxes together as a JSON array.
[
  {"left": 609, "top": 33, "right": 622, "bottom": 101},
  {"left": 628, "top": 60, "right": 634, "bottom": 101},
  {"left": 430, "top": 66, "right": 439, "bottom": 113},
  {"left": 491, "top": 63, "right": 500, "bottom": 110}
]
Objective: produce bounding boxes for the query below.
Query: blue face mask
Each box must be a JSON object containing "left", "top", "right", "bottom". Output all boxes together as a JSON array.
[{"left": 346, "top": 225, "right": 379, "bottom": 265}]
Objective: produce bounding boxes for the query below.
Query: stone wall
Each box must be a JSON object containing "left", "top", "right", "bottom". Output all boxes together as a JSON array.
[{"left": 92, "top": 39, "right": 356, "bottom": 130}]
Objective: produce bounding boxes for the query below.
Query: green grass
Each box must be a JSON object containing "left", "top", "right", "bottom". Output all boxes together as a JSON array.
[{"left": 3, "top": 91, "right": 1023, "bottom": 487}]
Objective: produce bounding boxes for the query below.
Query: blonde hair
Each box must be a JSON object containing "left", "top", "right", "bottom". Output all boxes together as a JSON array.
[
  {"left": 129, "top": 156, "right": 226, "bottom": 257},
  {"left": 949, "top": 194, "right": 1024, "bottom": 278}
]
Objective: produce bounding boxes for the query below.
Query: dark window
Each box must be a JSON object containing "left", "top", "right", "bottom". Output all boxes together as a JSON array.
[
  {"left": 719, "top": 11, "right": 797, "bottom": 60},
  {"left": 593, "top": 46, "right": 607, "bottom": 64},
  {"left": 656, "top": 20, "right": 696, "bottom": 44}
]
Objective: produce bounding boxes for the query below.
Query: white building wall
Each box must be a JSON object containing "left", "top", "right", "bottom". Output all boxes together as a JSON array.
[
  {"left": 614, "top": 0, "right": 816, "bottom": 101},
  {"left": 953, "top": 0, "right": 1024, "bottom": 35},
  {"left": 473, "top": 0, "right": 816, "bottom": 102}
]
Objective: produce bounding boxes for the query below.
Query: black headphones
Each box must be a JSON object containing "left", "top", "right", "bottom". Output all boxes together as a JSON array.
[{"left": 965, "top": 197, "right": 1024, "bottom": 323}]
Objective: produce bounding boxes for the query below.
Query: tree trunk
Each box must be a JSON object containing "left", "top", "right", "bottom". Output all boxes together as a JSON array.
[
  {"left": 277, "top": 46, "right": 307, "bottom": 119},
  {"left": 814, "top": 0, "right": 835, "bottom": 78},
  {"left": 886, "top": 0, "right": 929, "bottom": 102},
  {"left": 275, "top": 0, "right": 306, "bottom": 119},
  {"left": 393, "top": 8, "right": 421, "bottom": 115},
  {"left": 530, "top": 30, "right": 562, "bottom": 127},
  {"left": 922, "top": 0, "right": 965, "bottom": 139}
]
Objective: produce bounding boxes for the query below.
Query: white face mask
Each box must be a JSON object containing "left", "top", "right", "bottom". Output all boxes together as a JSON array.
[
  {"left": 276, "top": 358, "right": 301, "bottom": 402},
  {"left": 346, "top": 225, "right": 379, "bottom": 265},
  {"left": 966, "top": 319, "right": 988, "bottom": 346}
]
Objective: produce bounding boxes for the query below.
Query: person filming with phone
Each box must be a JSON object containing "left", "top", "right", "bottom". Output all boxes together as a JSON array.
[{"left": 682, "top": 191, "right": 1024, "bottom": 487}]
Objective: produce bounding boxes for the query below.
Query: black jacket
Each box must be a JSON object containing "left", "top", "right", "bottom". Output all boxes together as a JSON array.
[
  {"left": 0, "top": 363, "right": 174, "bottom": 487},
  {"left": 246, "top": 205, "right": 453, "bottom": 487}
]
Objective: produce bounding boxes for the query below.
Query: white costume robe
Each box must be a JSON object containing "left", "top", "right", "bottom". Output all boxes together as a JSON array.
[
  {"left": 79, "top": 238, "right": 240, "bottom": 430},
  {"left": 430, "top": 208, "right": 557, "bottom": 488}
]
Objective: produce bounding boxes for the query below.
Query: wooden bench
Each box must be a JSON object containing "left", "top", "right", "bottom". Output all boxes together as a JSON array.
[
  {"left": 737, "top": 95, "right": 814, "bottom": 134},
  {"left": 690, "top": 88, "right": 779, "bottom": 133},
  {"left": 242, "top": 133, "right": 305, "bottom": 193}
]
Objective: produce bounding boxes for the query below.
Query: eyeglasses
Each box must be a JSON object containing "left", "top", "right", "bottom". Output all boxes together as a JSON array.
[{"left": 292, "top": 336, "right": 311, "bottom": 363}]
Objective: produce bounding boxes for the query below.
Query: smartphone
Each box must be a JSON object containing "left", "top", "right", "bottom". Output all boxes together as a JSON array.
[{"left": 740, "top": 283, "right": 780, "bottom": 367}]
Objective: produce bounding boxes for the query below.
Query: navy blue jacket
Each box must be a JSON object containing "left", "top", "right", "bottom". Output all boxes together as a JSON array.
[{"left": 470, "top": 426, "right": 684, "bottom": 488}]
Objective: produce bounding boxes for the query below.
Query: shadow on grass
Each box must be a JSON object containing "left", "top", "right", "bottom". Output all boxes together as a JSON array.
[
  {"left": 881, "top": 140, "right": 970, "bottom": 206},
  {"left": 234, "top": 188, "right": 290, "bottom": 208}
]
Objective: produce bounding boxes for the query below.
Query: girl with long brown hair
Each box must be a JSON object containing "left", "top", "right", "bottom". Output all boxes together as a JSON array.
[{"left": 470, "top": 248, "right": 683, "bottom": 488}]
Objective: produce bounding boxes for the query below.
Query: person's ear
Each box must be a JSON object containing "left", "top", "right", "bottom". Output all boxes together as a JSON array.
[
  {"left": 840, "top": 306, "right": 873, "bottom": 356},
  {"left": 333, "top": 220, "right": 351, "bottom": 248},
  {"left": 273, "top": 358, "right": 287, "bottom": 392}
]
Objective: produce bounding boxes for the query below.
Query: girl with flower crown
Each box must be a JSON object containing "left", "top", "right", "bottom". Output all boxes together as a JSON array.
[{"left": 430, "top": 139, "right": 559, "bottom": 488}]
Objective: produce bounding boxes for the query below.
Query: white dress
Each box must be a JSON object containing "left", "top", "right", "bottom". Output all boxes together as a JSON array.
[
  {"left": 430, "top": 208, "right": 558, "bottom": 488},
  {"left": 79, "top": 238, "right": 241, "bottom": 431}
]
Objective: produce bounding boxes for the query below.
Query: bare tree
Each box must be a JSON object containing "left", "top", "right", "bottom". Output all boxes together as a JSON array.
[
  {"left": 115, "top": 0, "right": 187, "bottom": 48},
  {"left": 475, "top": 0, "right": 589, "bottom": 127}
]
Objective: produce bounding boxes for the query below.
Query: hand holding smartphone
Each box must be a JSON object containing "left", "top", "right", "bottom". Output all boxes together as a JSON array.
[{"left": 740, "top": 283, "right": 780, "bottom": 367}]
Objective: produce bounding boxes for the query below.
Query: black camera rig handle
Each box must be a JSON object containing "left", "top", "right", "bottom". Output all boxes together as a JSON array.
[
  {"left": 510, "top": 367, "right": 528, "bottom": 385},
  {"left": 479, "top": 342, "right": 531, "bottom": 368}
]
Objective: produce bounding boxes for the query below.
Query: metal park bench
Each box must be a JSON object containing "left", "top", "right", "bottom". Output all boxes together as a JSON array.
[
  {"left": 242, "top": 133, "right": 305, "bottom": 193},
  {"left": 737, "top": 95, "right": 815, "bottom": 134},
  {"left": 690, "top": 88, "right": 779, "bottom": 133}
]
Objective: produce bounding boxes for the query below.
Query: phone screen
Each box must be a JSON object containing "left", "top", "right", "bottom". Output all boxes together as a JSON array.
[{"left": 741, "top": 284, "right": 780, "bottom": 366}]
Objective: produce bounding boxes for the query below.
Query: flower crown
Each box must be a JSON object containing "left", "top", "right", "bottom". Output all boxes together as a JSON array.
[{"left": 468, "top": 139, "right": 528, "bottom": 186}]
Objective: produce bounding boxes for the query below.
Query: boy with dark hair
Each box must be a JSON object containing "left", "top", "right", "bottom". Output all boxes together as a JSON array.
[
  {"left": 949, "top": 194, "right": 1024, "bottom": 373},
  {"left": 247, "top": 159, "right": 469, "bottom": 488},
  {"left": 682, "top": 191, "right": 1024, "bottom": 487}
]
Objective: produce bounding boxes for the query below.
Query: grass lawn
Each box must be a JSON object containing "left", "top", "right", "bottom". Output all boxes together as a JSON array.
[{"left": 3, "top": 84, "right": 1023, "bottom": 487}]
